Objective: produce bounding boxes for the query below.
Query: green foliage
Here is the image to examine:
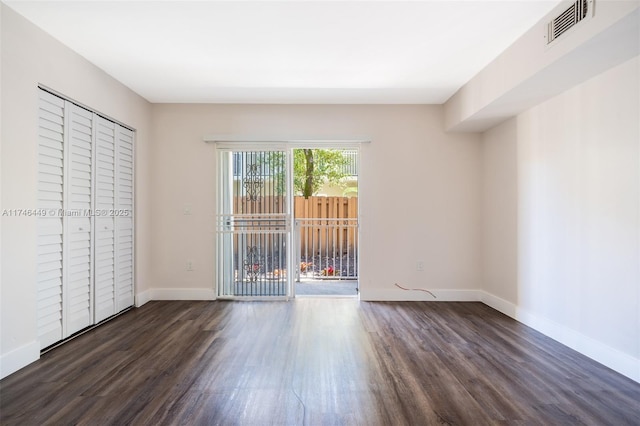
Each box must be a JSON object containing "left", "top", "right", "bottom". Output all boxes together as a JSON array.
[
  {"left": 266, "top": 149, "right": 351, "bottom": 198},
  {"left": 294, "top": 149, "right": 351, "bottom": 198}
]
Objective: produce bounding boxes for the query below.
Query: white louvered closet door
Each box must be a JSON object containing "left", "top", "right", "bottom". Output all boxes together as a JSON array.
[
  {"left": 94, "top": 117, "right": 117, "bottom": 323},
  {"left": 115, "top": 126, "right": 134, "bottom": 311},
  {"left": 37, "top": 91, "right": 65, "bottom": 349},
  {"left": 64, "top": 104, "right": 94, "bottom": 336},
  {"left": 37, "top": 88, "right": 135, "bottom": 349}
]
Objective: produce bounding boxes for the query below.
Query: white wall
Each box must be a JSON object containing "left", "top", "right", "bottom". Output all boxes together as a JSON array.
[
  {"left": 481, "top": 118, "right": 518, "bottom": 309},
  {"left": 518, "top": 56, "right": 639, "bottom": 380},
  {"left": 482, "top": 56, "right": 640, "bottom": 381},
  {"left": 0, "top": 4, "right": 152, "bottom": 378},
  {"left": 148, "top": 104, "right": 482, "bottom": 302}
]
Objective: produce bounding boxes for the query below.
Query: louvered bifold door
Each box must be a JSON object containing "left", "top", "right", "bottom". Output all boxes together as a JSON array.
[
  {"left": 93, "top": 117, "right": 117, "bottom": 323},
  {"left": 64, "top": 103, "right": 94, "bottom": 336},
  {"left": 115, "top": 125, "right": 134, "bottom": 311},
  {"left": 37, "top": 91, "right": 65, "bottom": 349}
]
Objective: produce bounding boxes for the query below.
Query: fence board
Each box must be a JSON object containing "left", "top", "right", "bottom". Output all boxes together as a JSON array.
[
  {"left": 233, "top": 196, "right": 358, "bottom": 279},
  {"left": 294, "top": 196, "right": 358, "bottom": 255},
  {"left": 234, "top": 196, "right": 358, "bottom": 255}
]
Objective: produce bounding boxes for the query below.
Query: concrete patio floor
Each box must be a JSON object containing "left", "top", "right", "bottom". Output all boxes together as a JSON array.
[{"left": 295, "top": 279, "right": 358, "bottom": 296}]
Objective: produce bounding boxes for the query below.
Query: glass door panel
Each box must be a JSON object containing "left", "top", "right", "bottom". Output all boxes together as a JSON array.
[{"left": 216, "top": 150, "right": 291, "bottom": 298}]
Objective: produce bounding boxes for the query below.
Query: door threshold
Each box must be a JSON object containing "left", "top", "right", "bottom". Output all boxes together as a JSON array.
[{"left": 294, "top": 294, "right": 359, "bottom": 299}]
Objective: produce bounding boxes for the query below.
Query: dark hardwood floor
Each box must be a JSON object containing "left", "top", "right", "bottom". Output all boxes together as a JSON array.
[{"left": 1, "top": 299, "right": 639, "bottom": 425}]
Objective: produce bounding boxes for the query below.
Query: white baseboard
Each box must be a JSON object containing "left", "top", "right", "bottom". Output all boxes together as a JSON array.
[
  {"left": 136, "top": 289, "right": 153, "bottom": 307},
  {"left": 478, "top": 291, "right": 517, "bottom": 318},
  {"left": 515, "top": 307, "right": 640, "bottom": 383},
  {"left": 360, "top": 288, "right": 479, "bottom": 302},
  {"left": 478, "top": 291, "right": 640, "bottom": 384},
  {"left": 0, "top": 341, "right": 40, "bottom": 379}
]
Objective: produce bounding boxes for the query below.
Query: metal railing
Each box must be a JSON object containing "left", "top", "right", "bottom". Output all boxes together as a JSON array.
[
  {"left": 340, "top": 150, "right": 358, "bottom": 177},
  {"left": 295, "top": 218, "right": 358, "bottom": 281},
  {"left": 217, "top": 214, "right": 290, "bottom": 297}
]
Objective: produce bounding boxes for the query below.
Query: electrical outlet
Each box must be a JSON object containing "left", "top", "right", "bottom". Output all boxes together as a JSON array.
[
  {"left": 183, "top": 205, "right": 192, "bottom": 215},
  {"left": 186, "top": 260, "right": 194, "bottom": 271},
  {"left": 416, "top": 261, "right": 425, "bottom": 271}
]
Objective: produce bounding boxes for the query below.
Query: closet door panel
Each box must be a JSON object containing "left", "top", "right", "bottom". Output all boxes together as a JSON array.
[
  {"left": 116, "top": 218, "right": 133, "bottom": 310},
  {"left": 94, "top": 117, "right": 116, "bottom": 322},
  {"left": 37, "top": 89, "right": 135, "bottom": 347},
  {"left": 37, "top": 91, "right": 65, "bottom": 349},
  {"left": 64, "top": 104, "right": 94, "bottom": 336},
  {"left": 115, "top": 126, "right": 134, "bottom": 311}
]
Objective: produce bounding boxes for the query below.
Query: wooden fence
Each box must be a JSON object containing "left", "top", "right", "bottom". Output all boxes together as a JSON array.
[
  {"left": 229, "top": 196, "right": 358, "bottom": 279},
  {"left": 294, "top": 196, "right": 358, "bottom": 255},
  {"left": 233, "top": 196, "right": 357, "bottom": 218},
  {"left": 231, "top": 196, "right": 358, "bottom": 254},
  {"left": 293, "top": 196, "right": 357, "bottom": 222},
  {"left": 233, "top": 195, "right": 286, "bottom": 214}
]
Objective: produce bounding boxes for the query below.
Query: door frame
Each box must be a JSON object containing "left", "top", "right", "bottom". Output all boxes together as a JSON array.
[{"left": 211, "top": 138, "right": 367, "bottom": 300}]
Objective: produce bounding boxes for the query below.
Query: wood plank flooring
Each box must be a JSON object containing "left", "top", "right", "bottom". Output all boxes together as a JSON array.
[{"left": 1, "top": 299, "right": 639, "bottom": 425}]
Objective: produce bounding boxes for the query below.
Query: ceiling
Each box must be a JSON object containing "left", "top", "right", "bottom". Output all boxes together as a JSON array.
[{"left": 5, "top": 0, "right": 563, "bottom": 104}]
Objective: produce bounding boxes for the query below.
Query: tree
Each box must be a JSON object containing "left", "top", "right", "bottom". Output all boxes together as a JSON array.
[
  {"left": 294, "top": 149, "right": 351, "bottom": 198},
  {"left": 266, "top": 149, "right": 352, "bottom": 198}
]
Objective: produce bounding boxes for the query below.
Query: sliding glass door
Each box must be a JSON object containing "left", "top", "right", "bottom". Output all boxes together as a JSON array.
[{"left": 216, "top": 149, "right": 291, "bottom": 298}]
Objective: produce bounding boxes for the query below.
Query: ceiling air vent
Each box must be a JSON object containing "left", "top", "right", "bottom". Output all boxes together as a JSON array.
[{"left": 547, "top": 0, "right": 592, "bottom": 44}]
